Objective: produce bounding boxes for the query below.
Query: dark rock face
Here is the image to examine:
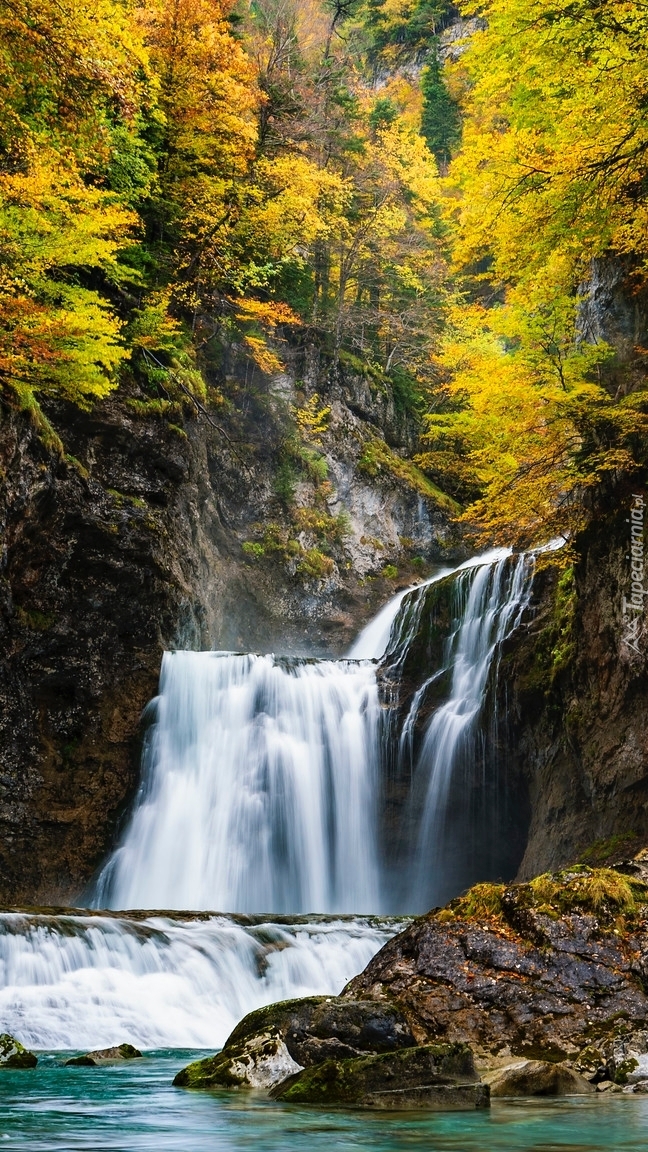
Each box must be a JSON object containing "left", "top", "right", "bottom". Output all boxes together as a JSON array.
[
  {"left": 345, "top": 896, "right": 648, "bottom": 1061},
  {"left": 499, "top": 511, "right": 648, "bottom": 878},
  {"left": 272, "top": 1044, "right": 488, "bottom": 1110}
]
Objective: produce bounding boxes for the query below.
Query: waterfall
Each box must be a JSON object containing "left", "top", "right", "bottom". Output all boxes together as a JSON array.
[
  {"left": 92, "top": 549, "right": 537, "bottom": 917},
  {"left": 0, "top": 912, "right": 403, "bottom": 1050},
  {"left": 404, "top": 552, "right": 535, "bottom": 909},
  {"left": 0, "top": 549, "right": 546, "bottom": 1054},
  {"left": 94, "top": 655, "right": 381, "bottom": 914}
]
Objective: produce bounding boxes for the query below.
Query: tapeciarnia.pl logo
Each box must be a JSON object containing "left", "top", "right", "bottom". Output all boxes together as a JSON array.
[{"left": 622, "top": 493, "right": 646, "bottom": 656}]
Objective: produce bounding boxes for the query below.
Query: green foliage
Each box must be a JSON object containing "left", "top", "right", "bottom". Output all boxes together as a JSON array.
[
  {"left": 359, "top": 436, "right": 460, "bottom": 509},
  {"left": 296, "top": 548, "right": 335, "bottom": 579},
  {"left": 16, "top": 606, "right": 55, "bottom": 631},
  {"left": 420, "top": 44, "right": 460, "bottom": 167},
  {"left": 550, "top": 567, "right": 577, "bottom": 676}
]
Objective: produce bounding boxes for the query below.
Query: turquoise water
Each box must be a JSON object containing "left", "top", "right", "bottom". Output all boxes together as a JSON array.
[{"left": 1, "top": 1052, "right": 647, "bottom": 1151}]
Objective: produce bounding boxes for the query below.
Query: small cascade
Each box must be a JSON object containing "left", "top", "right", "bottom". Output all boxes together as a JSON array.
[
  {"left": 0, "top": 912, "right": 403, "bottom": 1050},
  {"left": 398, "top": 552, "right": 535, "bottom": 909},
  {"left": 94, "top": 654, "right": 381, "bottom": 914}
]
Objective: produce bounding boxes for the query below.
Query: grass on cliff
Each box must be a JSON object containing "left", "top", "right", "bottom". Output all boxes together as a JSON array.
[{"left": 436, "top": 866, "right": 648, "bottom": 932}]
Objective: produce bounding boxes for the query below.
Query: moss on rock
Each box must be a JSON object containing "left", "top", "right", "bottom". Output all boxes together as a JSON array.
[
  {"left": 273, "top": 1044, "right": 486, "bottom": 1110},
  {"left": 0, "top": 1034, "right": 37, "bottom": 1069}
]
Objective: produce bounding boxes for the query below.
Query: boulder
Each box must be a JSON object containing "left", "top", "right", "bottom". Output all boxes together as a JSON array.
[
  {"left": 485, "top": 1060, "right": 595, "bottom": 1097},
  {"left": 173, "top": 996, "right": 416, "bottom": 1089},
  {"left": 0, "top": 1034, "right": 37, "bottom": 1069},
  {"left": 65, "top": 1043, "right": 142, "bottom": 1066},
  {"left": 272, "top": 1044, "right": 489, "bottom": 1110},
  {"left": 344, "top": 869, "right": 648, "bottom": 1063}
]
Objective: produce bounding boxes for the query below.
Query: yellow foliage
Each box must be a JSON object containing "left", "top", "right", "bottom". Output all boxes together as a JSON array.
[{"left": 294, "top": 394, "right": 331, "bottom": 444}]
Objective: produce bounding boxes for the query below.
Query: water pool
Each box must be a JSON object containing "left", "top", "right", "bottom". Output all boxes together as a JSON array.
[{"left": 0, "top": 1052, "right": 647, "bottom": 1152}]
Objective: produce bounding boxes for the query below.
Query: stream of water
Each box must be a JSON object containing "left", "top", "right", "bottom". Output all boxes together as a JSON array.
[
  {"left": 93, "top": 548, "right": 533, "bottom": 916},
  {"left": 1, "top": 1052, "right": 646, "bottom": 1152}
]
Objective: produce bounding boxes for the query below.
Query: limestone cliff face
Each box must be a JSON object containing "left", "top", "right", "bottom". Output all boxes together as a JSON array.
[
  {"left": 0, "top": 346, "right": 458, "bottom": 904},
  {"left": 504, "top": 504, "right": 648, "bottom": 877}
]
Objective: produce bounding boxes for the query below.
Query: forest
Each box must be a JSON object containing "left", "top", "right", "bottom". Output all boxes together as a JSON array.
[{"left": 2, "top": 0, "right": 648, "bottom": 552}]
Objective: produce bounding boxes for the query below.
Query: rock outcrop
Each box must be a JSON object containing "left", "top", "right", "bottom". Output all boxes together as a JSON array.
[
  {"left": 345, "top": 867, "right": 648, "bottom": 1069},
  {"left": 173, "top": 996, "right": 417, "bottom": 1089}
]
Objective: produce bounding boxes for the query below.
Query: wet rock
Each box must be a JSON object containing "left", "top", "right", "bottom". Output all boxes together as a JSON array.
[
  {"left": 173, "top": 1034, "right": 303, "bottom": 1090},
  {"left": 272, "top": 1044, "right": 488, "bottom": 1110},
  {"left": 602, "top": 1030, "right": 648, "bottom": 1084},
  {"left": 485, "top": 1060, "right": 595, "bottom": 1098},
  {"left": 0, "top": 1034, "right": 37, "bottom": 1069},
  {"left": 173, "top": 995, "right": 417, "bottom": 1089},
  {"left": 345, "top": 874, "right": 648, "bottom": 1061},
  {"left": 65, "top": 1043, "right": 142, "bottom": 1066}
]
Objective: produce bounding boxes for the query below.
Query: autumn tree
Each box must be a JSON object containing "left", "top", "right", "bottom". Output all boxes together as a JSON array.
[{"left": 418, "top": 0, "right": 648, "bottom": 549}]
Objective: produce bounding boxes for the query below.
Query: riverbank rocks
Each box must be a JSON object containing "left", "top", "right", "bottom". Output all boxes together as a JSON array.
[
  {"left": 0, "top": 1034, "right": 37, "bottom": 1069},
  {"left": 345, "top": 867, "right": 648, "bottom": 1072},
  {"left": 173, "top": 997, "right": 417, "bottom": 1089},
  {"left": 271, "top": 1043, "right": 489, "bottom": 1109},
  {"left": 65, "top": 1044, "right": 142, "bottom": 1066},
  {"left": 484, "top": 1060, "right": 594, "bottom": 1097},
  {"left": 177, "top": 866, "right": 648, "bottom": 1105}
]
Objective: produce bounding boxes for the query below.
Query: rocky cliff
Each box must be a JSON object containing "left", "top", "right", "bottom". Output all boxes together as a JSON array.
[{"left": 0, "top": 343, "right": 458, "bottom": 904}]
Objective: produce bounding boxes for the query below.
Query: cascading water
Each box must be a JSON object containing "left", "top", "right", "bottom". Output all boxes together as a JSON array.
[
  {"left": 93, "top": 547, "right": 535, "bottom": 917},
  {"left": 0, "top": 548, "right": 539, "bottom": 1051},
  {"left": 93, "top": 654, "right": 381, "bottom": 913},
  {"left": 0, "top": 911, "right": 402, "bottom": 1050},
  {"left": 405, "top": 552, "right": 535, "bottom": 908}
]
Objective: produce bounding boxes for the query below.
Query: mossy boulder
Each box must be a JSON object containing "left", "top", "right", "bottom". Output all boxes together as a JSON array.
[
  {"left": 0, "top": 1034, "right": 37, "bottom": 1069},
  {"left": 345, "top": 865, "right": 648, "bottom": 1068},
  {"left": 65, "top": 1043, "right": 142, "bottom": 1066},
  {"left": 272, "top": 1044, "right": 488, "bottom": 1110},
  {"left": 174, "top": 1033, "right": 304, "bottom": 1090},
  {"left": 173, "top": 996, "right": 416, "bottom": 1090}
]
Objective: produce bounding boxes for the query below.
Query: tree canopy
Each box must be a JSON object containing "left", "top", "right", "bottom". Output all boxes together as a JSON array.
[{"left": 1, "top": 0, "right": 647, "bottom": 552}]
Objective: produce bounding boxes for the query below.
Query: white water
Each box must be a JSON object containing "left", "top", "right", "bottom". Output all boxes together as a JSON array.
[
  {"left": 409, "top": 552, "right": 535, "bottom": 907},
  {"left": 92, "top": 548, "right": 536, "bottom": 916},
  {"left": 0, "top": 912, "right": 403, "bottom": 1051},
  {"left": 94, "top": 655, "right": 381, "bottom": 914},
  {"left": 0, "top": 548, "right": 545, "bottom": 1051}
]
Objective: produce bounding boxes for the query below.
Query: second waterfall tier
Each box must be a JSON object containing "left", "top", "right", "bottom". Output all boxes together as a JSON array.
[{"left": 93, "top": 549, "right": 536, "bottom": 914}]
